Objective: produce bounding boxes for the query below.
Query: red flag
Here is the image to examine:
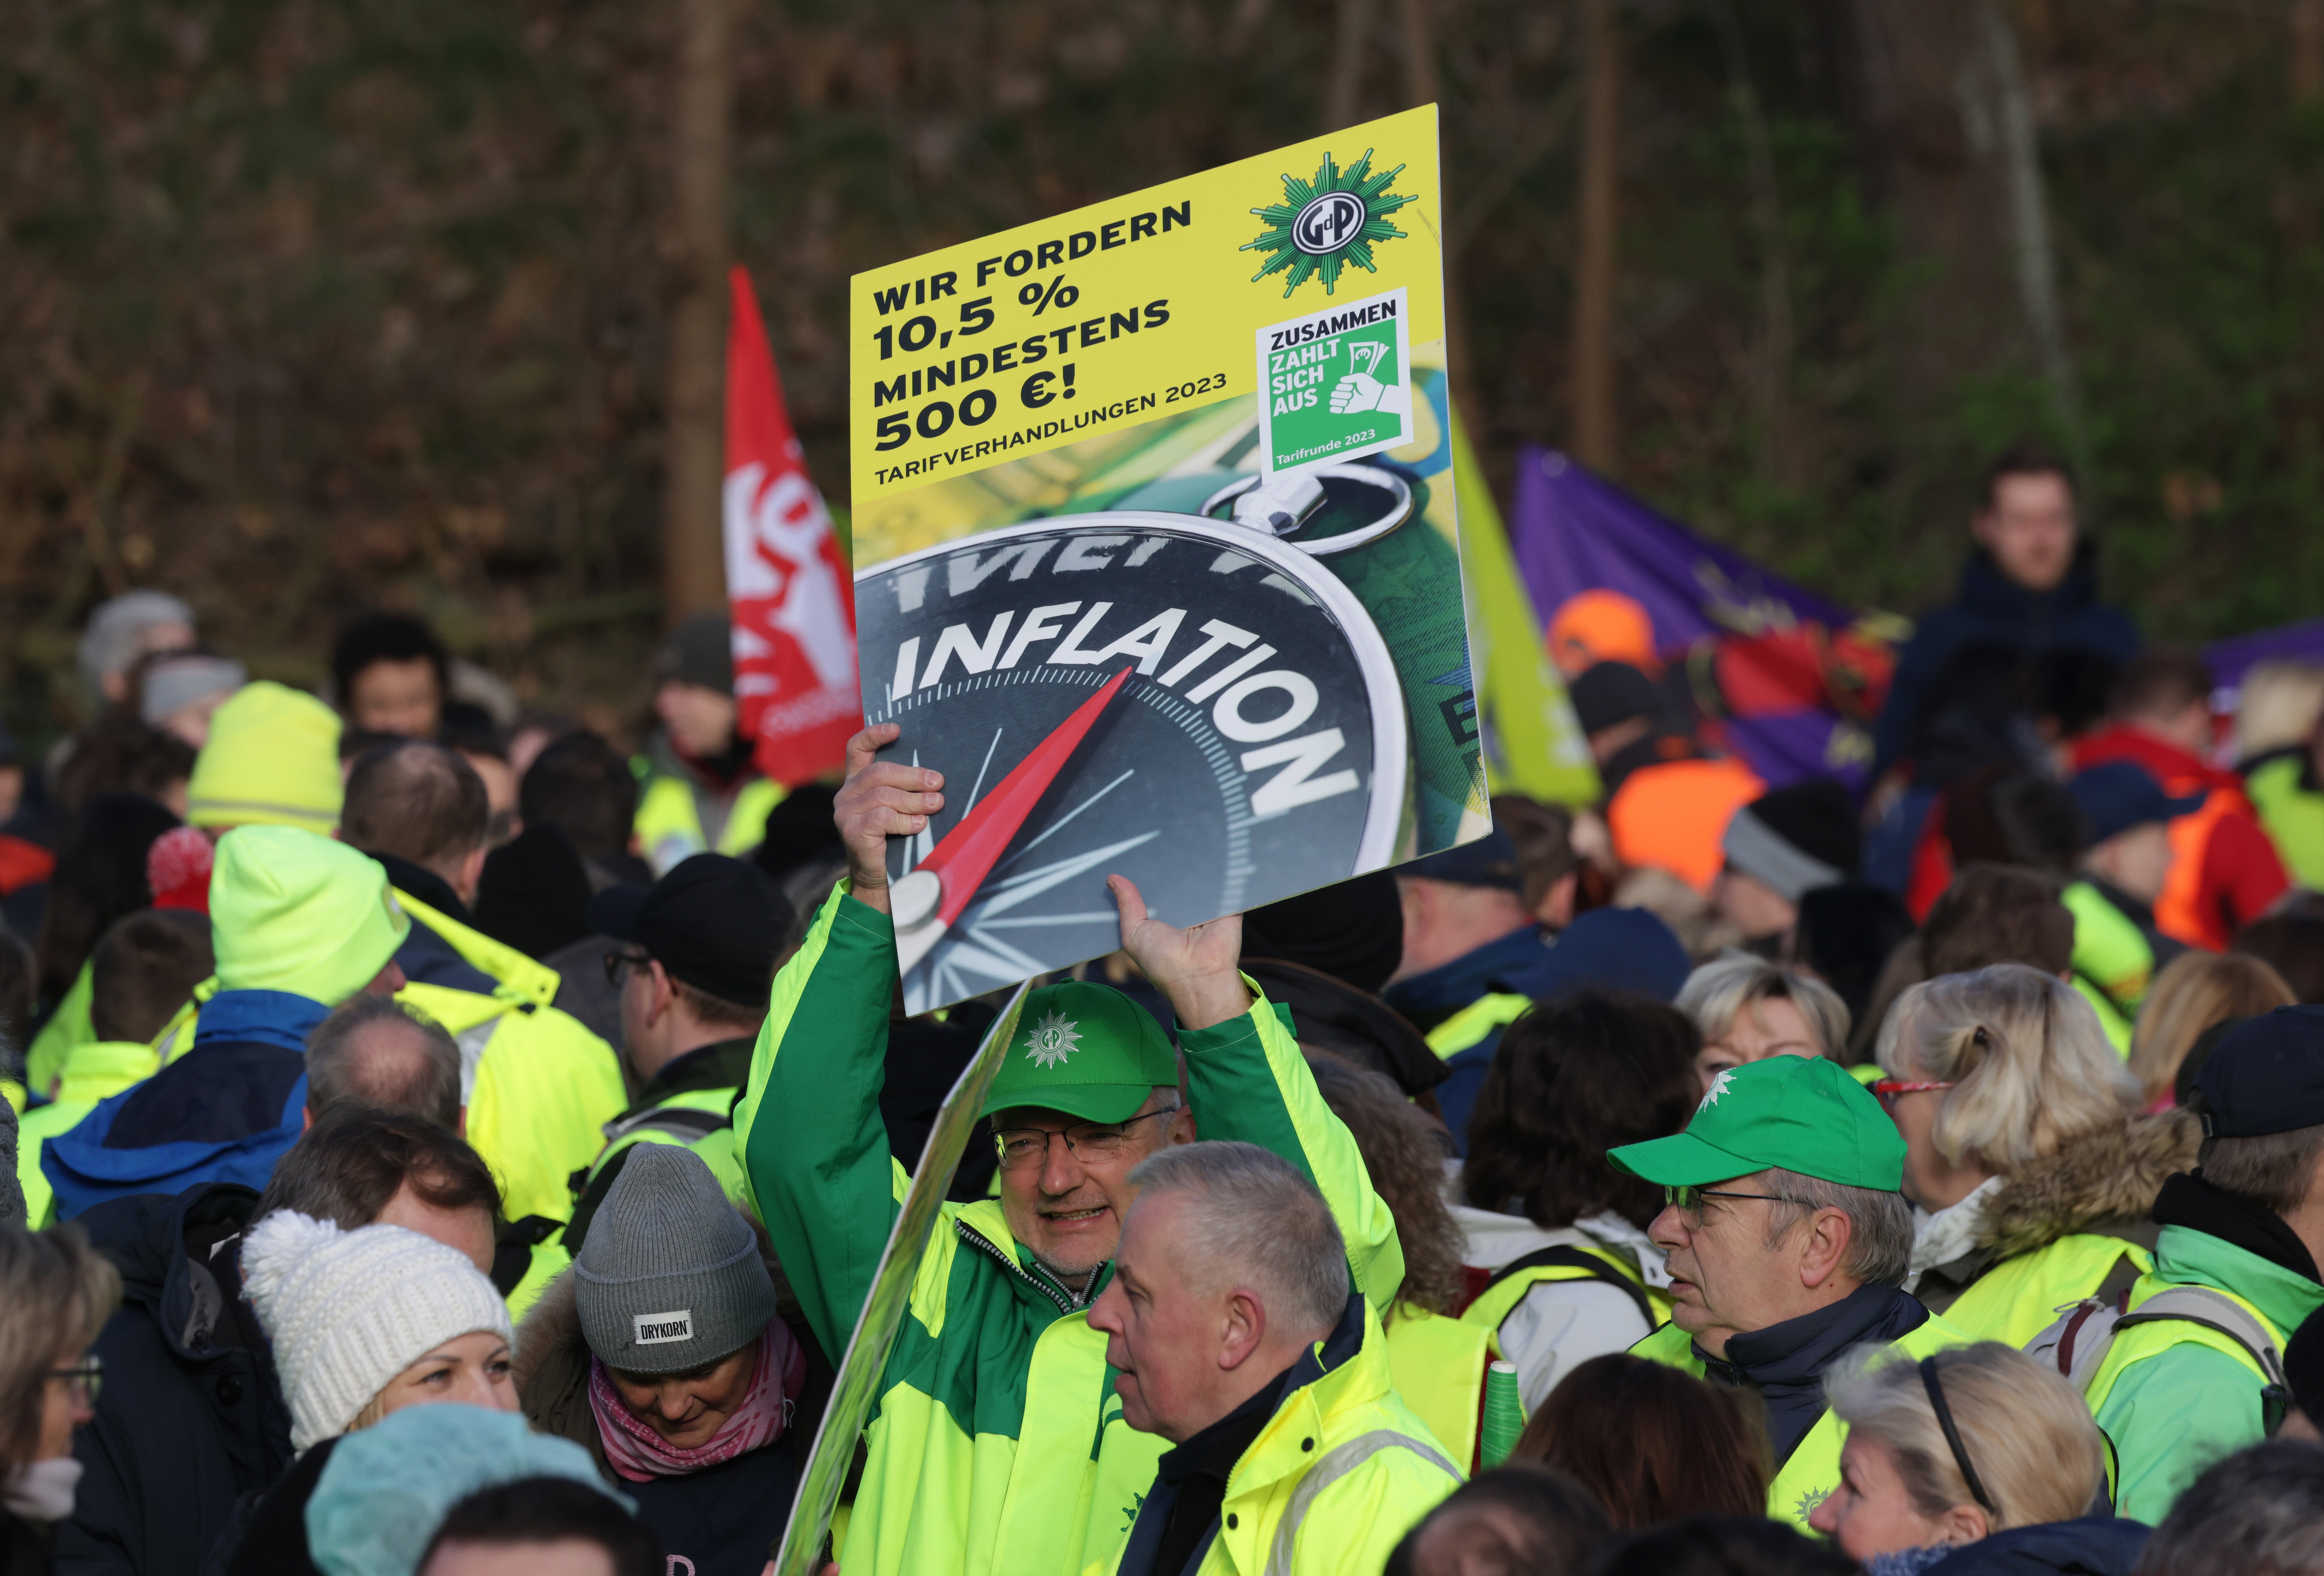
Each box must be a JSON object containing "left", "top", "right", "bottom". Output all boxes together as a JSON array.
[{"left": 723, "top": 265, "right": 859, "bottom": 786}]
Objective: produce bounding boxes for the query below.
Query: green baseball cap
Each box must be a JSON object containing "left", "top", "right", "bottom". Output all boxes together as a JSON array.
[
  {"left": 1608, "top": 1055, "right": 1905, "bottom": 1192},
  {"left": 975, "top": 981, "right": 1180, "bottom": 1124}
]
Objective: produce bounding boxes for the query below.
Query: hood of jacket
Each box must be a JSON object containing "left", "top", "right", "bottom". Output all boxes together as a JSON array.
[
  {"left": 75, "top": 1183, "right": 268, "bottom": 1366},
  {"left": 42, "top": 1045, "right": 307, "bottom": 1219},
  {"left": 515, "top": 1213, "right": 826, "bottom": 1474},
  {"left": 1977, "top": 1110, "right": 2200, "bottom": 1261}
]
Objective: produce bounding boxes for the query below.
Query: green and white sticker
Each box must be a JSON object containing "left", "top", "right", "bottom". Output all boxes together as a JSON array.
[{"left": 1255, "top": 286, "right": 1412, "bottom": 477}]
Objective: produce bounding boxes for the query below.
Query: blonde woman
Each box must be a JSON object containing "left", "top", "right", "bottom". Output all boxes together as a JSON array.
[
  {"left": 214, "top": 1212, "right": 518, "bottom": 1575},
  {"left": 1876, "top": 964, "right": 2198, "bottom": 1344},
  {"left": 0, "top": 1222, "right": 118, "bottom": 1573},
  {"left": 1676, "top": 955, "right": 1851, "bottom": 1093},
  {"left": 2129, "top": 950, "right": 2297, "bottom": 1109},
  {"left": 1808, "top": 1341, "right": 2125, "bottom": 1568}
]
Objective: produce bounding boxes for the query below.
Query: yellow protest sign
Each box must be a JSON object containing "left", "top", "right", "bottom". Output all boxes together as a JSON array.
[{"left": 848, "top": 108, "right": 1488, "bottom": 1015}]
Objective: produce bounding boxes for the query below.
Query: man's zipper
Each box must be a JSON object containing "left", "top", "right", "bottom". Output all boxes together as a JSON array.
[{"left": 954, "top": 1218, "right": 1086, "bottom": 1315}]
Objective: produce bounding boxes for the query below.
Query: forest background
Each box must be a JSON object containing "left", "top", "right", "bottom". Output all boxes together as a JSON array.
[{"left": 5, "top": 0, "right": 2321, "bottom": 745}]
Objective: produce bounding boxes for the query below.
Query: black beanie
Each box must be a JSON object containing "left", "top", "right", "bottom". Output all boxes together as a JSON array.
[
  {"left": 473, "top": 821, "right": 596, "bottom": 960},
  {"left": 1568, "top": 661, "right": 1665, "bottom": 735},
  {"left": 1721, "top": 779, "right": 1861, "bottom": 902},
  {"left": 1241, "top": 870, "right": 1404, "bottom": 996}
]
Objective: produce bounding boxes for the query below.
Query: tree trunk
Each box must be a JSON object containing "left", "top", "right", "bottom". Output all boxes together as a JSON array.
[
  {"left": 1710, "top": 0, "right": 1794, "bottom": 488},
  {"left": 1325, "top": 0, "right": 1376, "bottom": 132},
  {"left": 663, "top": 0, "right": 734, "bottom": 629},
  {"left": 1571, "top": 0, "right": 1621, "bottom": 473},
  {"left": 1977, "top": 0, "right": 2081, "bottom": 458}
]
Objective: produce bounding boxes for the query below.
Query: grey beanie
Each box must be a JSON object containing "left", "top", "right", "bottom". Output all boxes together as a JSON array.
[
  {"left": 77, "top": 590, "right": 195, "bottom": 701},
  {"left": 574, "top": 1144, "right": 775, "bottom": 1373}
]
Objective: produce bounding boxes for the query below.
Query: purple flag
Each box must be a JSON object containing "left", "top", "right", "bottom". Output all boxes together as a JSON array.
[{"left": 1509, "top": 447, "right": 1898, "bottom": 794}]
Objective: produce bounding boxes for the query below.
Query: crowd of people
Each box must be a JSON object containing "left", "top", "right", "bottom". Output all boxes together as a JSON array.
[{"left": 6, "top": 437, "right": 2324, "bottom": 1576}]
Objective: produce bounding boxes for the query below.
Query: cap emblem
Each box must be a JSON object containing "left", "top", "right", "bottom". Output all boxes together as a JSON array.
[
  {"left": 1024, "top": 1010, "right": 1084, "bottom": 1070},
  {"left": 1699, "top": 1070, "right": 1736, "bottom": 1112}
]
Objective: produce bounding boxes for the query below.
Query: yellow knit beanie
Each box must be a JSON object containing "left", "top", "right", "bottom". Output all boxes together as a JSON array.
[
  {"left": 186, "top": 681, "right": 344, "bottom": 833},
  {"left": 210, "top": 827, "right": 409, "bottom": 1004}
]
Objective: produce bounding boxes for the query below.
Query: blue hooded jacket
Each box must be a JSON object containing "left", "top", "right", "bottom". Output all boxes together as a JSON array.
[
  {"left": 1387, "top": 907, "right": 1691, "bottom": 1149},
  {"left": 41, "top": 990, "right": 320, "bottom": 1219}
]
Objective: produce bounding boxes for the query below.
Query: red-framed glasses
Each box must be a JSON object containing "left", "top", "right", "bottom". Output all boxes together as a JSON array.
[{"left": 1870, "top": 1078, "right": 1956, "bottom": 1106}]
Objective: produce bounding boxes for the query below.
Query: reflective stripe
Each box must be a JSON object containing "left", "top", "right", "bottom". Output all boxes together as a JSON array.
[
  {"left": 1263, "top": 1429, "right": 1462, "bottom": 1576},
  {"left": 455, "top": 1019, "right": 498, "bottom": 1103},
  {"left": 1424, "top": 993, "right": 1531, "bottom": 1060},
  {"left": 602, "top": 1104, "right": 731, "bottom": 1144}
]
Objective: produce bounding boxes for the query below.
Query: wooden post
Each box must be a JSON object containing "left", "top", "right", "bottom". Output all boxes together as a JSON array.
[
  {"left": 1571, "top": 0, "right": 1621, "bottom": 472},
  {"left": 663, "top": 0, "right": 735, "bottom": 629}
]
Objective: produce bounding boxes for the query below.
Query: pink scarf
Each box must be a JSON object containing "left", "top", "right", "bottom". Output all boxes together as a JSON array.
[{"left": 586, "top": 1322, "right": 805, "bottom": 1483}]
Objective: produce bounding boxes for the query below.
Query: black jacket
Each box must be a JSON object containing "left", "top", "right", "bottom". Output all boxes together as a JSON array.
[
  {"left": 3, "top": 1510, "right": 56, "bottom": 1576},
  {"left": 57, "top": 1186, "right": 294, "bottom": 1576},
  {"left": 1923, "top": 1517, "right": 2150, "bottom": 1576},
  {"left": 1873, "top": 543, "right": 2142, "bottom": 782},
  {"left": 1698, "top": 1282, "right": 1930, "bottom": 1465}
]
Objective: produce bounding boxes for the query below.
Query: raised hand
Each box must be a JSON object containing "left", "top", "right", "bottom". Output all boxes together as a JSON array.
[
  {"left": 1108, "top": 873, "right": 1250, "bottom": 1032},
  {"left": 833, "top": 723, "right": 943, "bottom": 916}
]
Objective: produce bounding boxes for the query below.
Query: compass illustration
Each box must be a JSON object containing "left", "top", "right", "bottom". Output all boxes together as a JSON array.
[{"left": 857, "top": 511, "right": 1410, "bottom": 1014}]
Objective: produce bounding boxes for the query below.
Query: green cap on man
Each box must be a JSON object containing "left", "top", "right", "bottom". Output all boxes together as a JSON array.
[
  {"left": 1609, "top": 1054, "right": 1905, "bottom": 1193},
  {"left": 976, "top": 981, "right": 1179, "bottom": 1124}
]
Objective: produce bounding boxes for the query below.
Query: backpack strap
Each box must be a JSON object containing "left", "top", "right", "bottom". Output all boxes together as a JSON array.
[
  {"left": 2116, "top": 1286, "right": 2289, "bottom": 1387},
  {"left": 1481, "top": 1246, "right": 1654, "bottom": 1327}
]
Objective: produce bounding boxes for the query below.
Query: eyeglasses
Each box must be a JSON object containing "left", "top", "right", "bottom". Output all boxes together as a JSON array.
[
  {"left": 47, "top": 1355, "right": 101, "bottom": 1405},
  {"left": 1663, "top": 1185, "right": 1788, "bottom": 1224},
  {"left": 993, "top": 1107, "right": 1181, "bottom": 1172},
  {"left": 1870, "top": 1078, "right": 1956, "bottom": 1108},
  {"left": 603, "top": 948, "right": 650, "bottom": 989}
]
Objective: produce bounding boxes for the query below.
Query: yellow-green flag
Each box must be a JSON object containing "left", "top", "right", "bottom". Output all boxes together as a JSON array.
[{"left": 1453, "top": 417, "right": 1599, "bottom": 806}]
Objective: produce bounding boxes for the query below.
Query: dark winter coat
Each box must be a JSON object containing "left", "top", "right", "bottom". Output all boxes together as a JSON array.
[
  {"left": 1872, "top": 543, "right": 2142, "bottom": 782},
  {"left": 1921, "top": 1516, "right": 2150, "bottom": 1576},
  {"left": 204, "top": 1438, "right": 334, "bottom": 1576},
  {"left": 56, "top": 1186, "right": 294, "bottom": 1576},
  {"left": 2, "top": 1510, "right": 56, "bottom": 1576},
  {"left": 513, "top": 1230, "right": 832, "bottom": 1576}
]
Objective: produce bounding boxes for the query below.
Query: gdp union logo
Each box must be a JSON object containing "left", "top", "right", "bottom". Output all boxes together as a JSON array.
[
  {"left": 1294, "top": 191, "right": 1367, "bottom": 254},
  {"left": 1244, "top": 146, "right": 1416, "bottom": 299}
]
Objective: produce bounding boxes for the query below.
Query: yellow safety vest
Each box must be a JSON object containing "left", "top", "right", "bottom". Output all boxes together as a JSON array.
[
  {"left": 1424, "top": 992, "right": 1532, "bottom": 1060},
  {"left": 1938, "top": 1233, "right": 2151, "bottom": 1348},
  {"left": 1460, "top": 1242, "right": 1672, "bottom": 1338},
  {"left": 633, "top": 774, "right": 785, "bottom": 877},
  {"left": 1633, "top": 1311, "right": 1973, "bottom": 1530},
  {"left": 1383, "top": 1302, "right": 1493, "bottom": 1470}
]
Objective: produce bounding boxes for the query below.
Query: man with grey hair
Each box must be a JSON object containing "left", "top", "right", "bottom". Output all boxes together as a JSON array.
[
  {"left": 1611, "top": 1054, "right": 1968, "bottom": 1531},
  {"left": 1088, "top": 1141, "right": 1462, "bottom": 1576},
  {"left": 304, "top": 994, "right": 463, "bottom": 1132}
]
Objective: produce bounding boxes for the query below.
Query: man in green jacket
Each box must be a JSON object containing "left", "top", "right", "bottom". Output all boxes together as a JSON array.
[
  {"left": 564, "top": 852, "right": 789, "bottom": 1248},
  {"left": 733, "top": 723, "right": 1402, "bottom": 1576},
  {"left": 2087, "top": 1006, "right": 2324, "bottom": 1522},
  {"left": 1615, "top": 1054, "right": 1970, "bottom": 1531},
  {"left": 1091, "top": 1142, "right": 1459, "bottom": 1576}
]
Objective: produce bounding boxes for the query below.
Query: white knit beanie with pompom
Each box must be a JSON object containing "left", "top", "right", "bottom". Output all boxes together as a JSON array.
[{"left": 240, "top": 1210, "right": 514, "bottom": 1450}]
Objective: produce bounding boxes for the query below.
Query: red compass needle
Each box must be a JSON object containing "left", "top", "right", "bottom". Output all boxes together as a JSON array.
[{"left": 890, "top": 666, "right": 1132, "bottom": 967}]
